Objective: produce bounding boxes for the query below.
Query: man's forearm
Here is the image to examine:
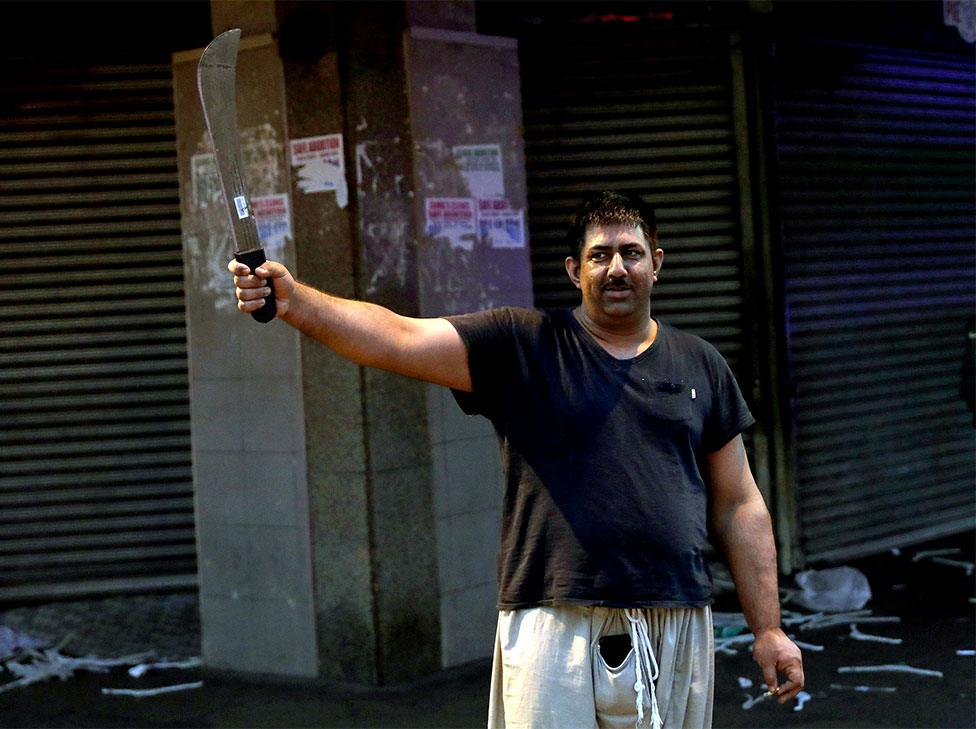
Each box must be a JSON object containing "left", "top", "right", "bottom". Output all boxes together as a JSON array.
[
  {"left": 713, "top": 496, "right": 781, "bottom": 636},
  {"left": 706, "top": 437, "right": 804, "bottom": 699},
  {"left": 280, "top": 281, "right": 410, "bottom": 371},
  {"left": 273, "top": 279, "right": 471, "bottom": 390}
]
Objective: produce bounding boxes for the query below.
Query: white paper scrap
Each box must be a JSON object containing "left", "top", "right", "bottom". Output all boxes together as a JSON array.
[
  {"left": 793, "top": 691, "right": 811, "bottom": 712},
  {"left": 838, "top": 663, "right": 943, "bottom": 678},
  {"left": 128, "top": 657, "right": 202, "bottom": 678},
  {"left": 741, "top": 691, "right": 770, "bottom": 710},
  {"left": 930, "top": 557, "right": 975, "bottom": 575},
  {"left": 830, "top": 683, "right": 898, "bottom": 693},
  {"left": 791, "top": 639, "right": 825, "bottom": 652},
  {"left": 849, "top": 624, "right": 903, "bottom": 645},
  {"left": 102, "top": 681, "right": 204, "bottom": 698},
  {"left": 911, "top": 547, "right": 962, "bottom": 562}
]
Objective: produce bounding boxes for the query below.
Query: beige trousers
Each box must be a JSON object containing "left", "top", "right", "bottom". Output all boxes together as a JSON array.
[{"left": 488, "top": 605, "right": 714, "bottom": 729}]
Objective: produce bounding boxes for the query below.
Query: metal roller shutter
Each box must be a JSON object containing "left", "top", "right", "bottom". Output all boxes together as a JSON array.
[
  {"left": 519, "top": 26, "right": 751, "bottom": 373},
  {"left": 773, "top": 39, "right": 976, "bottom": 563},
  {"left": 0, "top": 59, "right": 196, "bottom": 600}
]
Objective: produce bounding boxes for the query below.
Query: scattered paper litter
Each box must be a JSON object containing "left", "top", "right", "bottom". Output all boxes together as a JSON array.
[
  {"left": 792, "top": 609, "right": 901, "bottom": 632},
  {"left": 791, "top": 638, "right": 825, "bottom": 652},
  {"left": 911, "top": 548, "right": 961, "bottom": 562},
  {"left": 793, "top": 691, "right": 811, "bottom": 712},
  {"left": 956, "top": 649, "right": 975, "bottom": 656},
  {"left": 830, "top": 683, "right": 898, "bottom": 693},
  {"left": 712, "top": 612, "right": 748, "bottom": 639},
  {"left": 741, "top": 691, "right": 771, "bottom": 710},
  {"left": 0, "top": 648, "right": 155, "bottom": 694},
  {"left": 930, "top": 558, "right": 975, "bottom": 576},
  {"left": 0, "top": 626, "right": 47, "bottom": 659},
  {"left": 849, "top": 624, "right": 902, "bottom": 645},
  {"left": 838, "top": 663, "right": 943, "bottom": 678},
  {"left": 715, "top": 633, "right": 755, "bottom": 656},
  {"left": 0, "top": 643, "right": 200, "bottom": 696},
  {"left": 128, "top": 657, "right": 202, "bottom": 678},
  {"left": 102, "top": 681, "right": 204, "bottom": 698},
  {"left": 737, "top": 676, "right": 753, "bottom": 689}
]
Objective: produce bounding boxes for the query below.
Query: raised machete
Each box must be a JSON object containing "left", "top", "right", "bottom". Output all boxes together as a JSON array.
[{"left": 197, "top": 28, "right": 276, "bottom": 323}]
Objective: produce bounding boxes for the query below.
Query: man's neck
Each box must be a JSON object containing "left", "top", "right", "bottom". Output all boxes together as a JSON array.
[{"left": 572, "top": 307, "right": 658, "bottom": 359}]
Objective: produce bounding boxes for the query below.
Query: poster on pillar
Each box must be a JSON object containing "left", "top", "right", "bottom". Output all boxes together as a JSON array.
[
  {"left": 452, "top": 144, "right": 504, "bottom": 199},
  {"left": 251, "top": 193, "right": 292, "bottom": 262},
  {"left": 425, "top": 197, "right": 477, "bottom": 250},
  {"left": 477, "top": 198, "right": 525, "bottom": 249},
  {"left": 289, "top": 133, "right": 349, "bottom": 208},
  {"left": 191, "top": 153, "right": 220, "bottom": 207}
]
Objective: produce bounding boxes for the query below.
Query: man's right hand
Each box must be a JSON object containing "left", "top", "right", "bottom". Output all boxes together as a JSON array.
[{"left": 228, "top": 258, "right": 294, "bottom": 319}]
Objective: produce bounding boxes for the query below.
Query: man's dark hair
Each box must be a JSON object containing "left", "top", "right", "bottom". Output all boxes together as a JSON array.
[{"left": 566, "top": 191, "right": 658, "bottom": 259}]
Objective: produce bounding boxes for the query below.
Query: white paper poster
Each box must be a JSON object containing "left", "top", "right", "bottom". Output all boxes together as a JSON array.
[
  {"left": 425, "top": 197, "right": 477, "bottom": 251},
  {"left": 452, "top": 144, "right": 504, "bottom": 199},
  {"left": 289, "top": 133, "right": 348, "bottom": 208},
  {"left": 477, "top": 198, "right": 525, "bottom": 249},
  {"left": 251, "top": 194, "right": 291, "bottom": 261},
  {"left": 191, "top": 153, "right": 219, "bottom": 207}
]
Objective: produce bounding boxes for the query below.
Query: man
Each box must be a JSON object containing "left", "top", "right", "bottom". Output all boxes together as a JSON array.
[{"left": 229, "top": 191, "right": 803, "bottom": 728}]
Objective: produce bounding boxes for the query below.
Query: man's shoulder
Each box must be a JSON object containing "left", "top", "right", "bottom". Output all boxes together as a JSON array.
[
  {"left": 660, "top": 320, "right": 714, "bottom": 351},
  {"left": 446, "top": 305, "right": 545, "bottom": 329},
  {"left": 659, "top": 321, "right": 728, "bottom": 366},
  {"left": 446, "top": 307, "right": 558, "bottom": 350}
]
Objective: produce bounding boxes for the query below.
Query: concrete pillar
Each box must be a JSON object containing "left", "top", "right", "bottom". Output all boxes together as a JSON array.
[
  {"left": 402, "top": 23, "right": 534, "bottom": 668},
  {"left": 173, "top": 0, "right": 533, "bottom": 684},
  {"left": 173, "top": 33, "right": 318, "bottom": 677}
]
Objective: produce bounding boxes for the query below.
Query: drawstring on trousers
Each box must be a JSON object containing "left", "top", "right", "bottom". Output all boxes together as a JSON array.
[{"left": 626, "top": 609, "right": 662, "bottom": 729}]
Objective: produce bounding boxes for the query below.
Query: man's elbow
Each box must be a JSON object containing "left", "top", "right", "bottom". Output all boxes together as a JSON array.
[{"left": 709, "top": 491, "right": 771, "bottom": 540}]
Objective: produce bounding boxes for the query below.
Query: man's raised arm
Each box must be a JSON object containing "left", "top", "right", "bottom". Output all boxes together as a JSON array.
[{"left": 229, "top": 259, "right": 472, "bottom": 392}]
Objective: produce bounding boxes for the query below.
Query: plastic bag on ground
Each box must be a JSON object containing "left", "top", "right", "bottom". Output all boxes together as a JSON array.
[{"left": 794, "top": 566, "right": 872, "bottom": 612}]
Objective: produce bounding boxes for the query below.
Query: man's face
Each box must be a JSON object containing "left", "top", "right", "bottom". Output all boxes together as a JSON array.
[{"left": 565, "top": 223, "right": 663, "bottom": 325}]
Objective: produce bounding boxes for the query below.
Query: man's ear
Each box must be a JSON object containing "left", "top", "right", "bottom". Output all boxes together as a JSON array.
[{"left": 564, "top": 256, "right": 582, "bottom": 289}]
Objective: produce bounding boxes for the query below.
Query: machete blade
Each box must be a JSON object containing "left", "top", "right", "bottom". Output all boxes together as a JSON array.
[{"left": 197, "top": 28, "right": 276, "bottom": 322}]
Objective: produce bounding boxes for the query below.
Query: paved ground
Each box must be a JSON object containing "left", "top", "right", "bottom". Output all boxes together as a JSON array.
[{"left": 0, "top": 531, "right": 973, "bottom": 728}]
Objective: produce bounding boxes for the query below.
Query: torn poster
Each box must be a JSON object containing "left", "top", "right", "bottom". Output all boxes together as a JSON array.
[
  {"left": 191, "top": 153, "right": 220, "bottom": 207},
  {"left": 477, "top": 198, "right": 525, "bottom": 249},
  {"left": 251, "top": 194, "right": 291, "bottom": 261},
  {"left": 426, "top": 197, "right": 477, "bottom": 250},
  {"left": 453, "top": 144, "right": 504, "bottom": 199},
  {"left": 289, "top": 133, "right": 348, "bottom": 208}
]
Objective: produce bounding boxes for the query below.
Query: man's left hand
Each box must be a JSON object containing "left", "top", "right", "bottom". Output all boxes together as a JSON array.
[{"left": 752, "top": 628, "right": 804, "bottom": 704}]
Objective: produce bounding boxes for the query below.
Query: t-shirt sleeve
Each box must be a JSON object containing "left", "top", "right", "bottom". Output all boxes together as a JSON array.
[
  {"left": 445, "top": 307, "right": 519, "bottom": 418},
  {"left": 701, "top": 346, "right": 755, "bottom": 453}
]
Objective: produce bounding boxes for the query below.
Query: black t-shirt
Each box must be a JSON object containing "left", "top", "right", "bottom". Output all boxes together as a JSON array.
[{"left": 447, "top": 307, "right": 754, "bottom": 609}]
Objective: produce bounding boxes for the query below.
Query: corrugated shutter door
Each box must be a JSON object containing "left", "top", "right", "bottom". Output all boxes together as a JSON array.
[
  {"left": 520, "top": 27, "right": 750, "bottom": 370},
  {"left": 774, "top": 40, "right": 976, "bottom": 563},
  {"left": 0, "top": 60, "right": 197, "bottom": 599}
]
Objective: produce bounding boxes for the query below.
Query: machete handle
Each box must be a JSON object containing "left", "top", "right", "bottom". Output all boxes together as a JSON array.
[{"left": 235, "top": 248, "right": 277, "bottom": 323}]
